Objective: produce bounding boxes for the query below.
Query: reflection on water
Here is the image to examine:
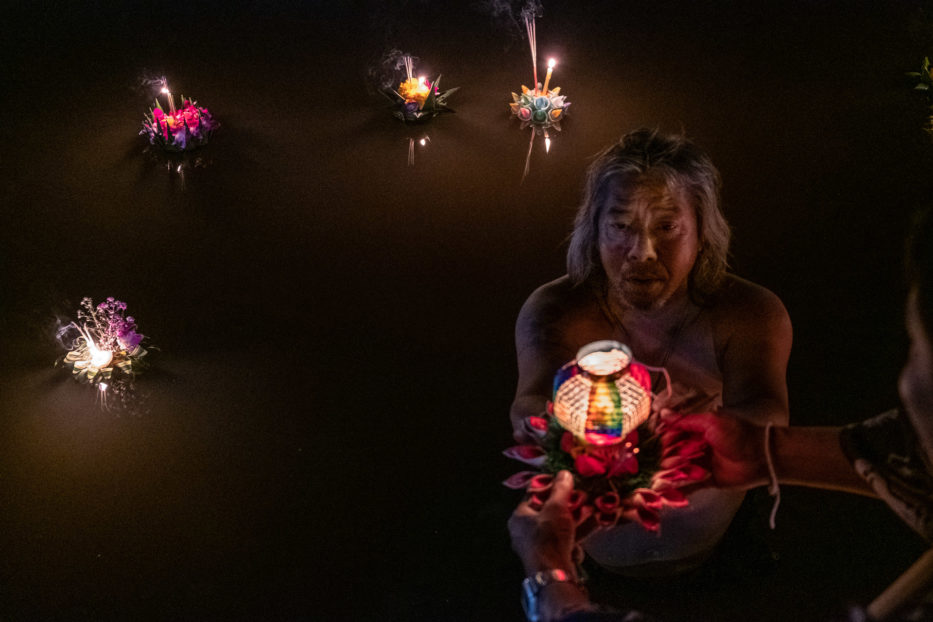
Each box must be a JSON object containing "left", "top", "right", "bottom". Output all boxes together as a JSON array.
[
  {"left": 519, "top": 123, "right": 560, "bottom": 182},
  {"left": 141, "top": 144, "right": 213, "bottom": 190},
  {"left": 407, "top": 133, "right": 431, "bottom": 166}
]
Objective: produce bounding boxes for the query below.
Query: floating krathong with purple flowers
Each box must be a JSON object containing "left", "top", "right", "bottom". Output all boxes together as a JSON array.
[{"left": 57, "top": 297, "right": 149, "bottom": 402}]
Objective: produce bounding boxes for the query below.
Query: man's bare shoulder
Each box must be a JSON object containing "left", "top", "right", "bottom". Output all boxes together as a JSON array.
[
  {"left": 710, "top": 274, "right": 792, "bottom": 336},
  {"left": 516, "top": 276, "right": 604, "bottom": 349}
]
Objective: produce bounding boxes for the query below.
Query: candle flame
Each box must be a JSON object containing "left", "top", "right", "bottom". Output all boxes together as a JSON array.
[
  {"left": 548, "top": 58, "right": 556, "bottom": 69},
  {"left": 80, "top": 324, "right": 113, "bottom": 369},
  {"left": 545, "top": 137, "right": 551, "bottom": 153},
  {"left": 161, "top": 86, "right": 169, "bottom": 94},
  {"left": 419, "top": 138, "right": 426, "bottom": 146}
]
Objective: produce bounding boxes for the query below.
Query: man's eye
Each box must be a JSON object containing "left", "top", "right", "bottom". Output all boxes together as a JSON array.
[
  {"left": 657, "top": 222, "right": 677, "bottom": 232},
  {"left": 611, "top": 222, "right": 630, "bottom": 231}
]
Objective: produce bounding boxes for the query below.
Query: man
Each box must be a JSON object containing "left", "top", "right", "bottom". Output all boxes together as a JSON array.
[
  {"left": 508, "top": 206, "right": 933, "bottom": 622},
  {"left": 510, "top": 128, "right": 792, "bottom": 574}
]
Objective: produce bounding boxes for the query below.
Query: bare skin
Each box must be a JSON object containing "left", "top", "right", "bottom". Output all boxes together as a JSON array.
[{"left": 672, "top": 289, "right": 933, "bottom": 497}]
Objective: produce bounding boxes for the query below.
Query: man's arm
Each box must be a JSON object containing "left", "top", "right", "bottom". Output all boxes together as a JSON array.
[
  {"left": 672, "top": 412, "right": 875, "bottom": 495},
  {"left": 717, "top": 279, "right": 793, "bottom": 426},
  {"left": 511, "top": 280, "right": 582, "bottom": 443}
]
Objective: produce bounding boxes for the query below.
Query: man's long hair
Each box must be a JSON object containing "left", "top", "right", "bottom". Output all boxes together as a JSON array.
[{"left": 567, "top": 128, "right": 731, "bottom": 303}]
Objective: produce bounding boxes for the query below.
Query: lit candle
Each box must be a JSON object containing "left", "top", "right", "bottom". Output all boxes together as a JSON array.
[
  {"left": 542, "top": 58, "right": 556, "bottom": 95},
  {"left": 161, "top": 82, "right": 176, "bottom": 115}
]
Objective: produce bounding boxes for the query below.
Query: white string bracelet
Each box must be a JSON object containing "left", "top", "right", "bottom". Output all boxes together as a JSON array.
[{"left": 764, "top": 421, "right": 781, "bottom": 529}]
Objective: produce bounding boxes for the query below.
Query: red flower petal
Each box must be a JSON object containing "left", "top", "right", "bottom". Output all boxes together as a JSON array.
[
  {"left": 654, "top": 464, "right": 710, "bottom": 484},
  {"left": 575, "top": 454, "right": 607, "bottom": 477},
  {"left": 568, "top": 489, "right": 587, "bottom": 511},
  {"left": 528, "top": 473, "right": 555, "bottom": 492},
  {"left": 662, "top": 438, "right": 707, "bottom": 461},
  {"left": 595, "top": 492, "right": 621, "bottom": 513},
  {"left": 634, "top": 488, "right": 663, "bottom": 509},
  {"left": 654, "top": 487, "right": 689, "bottom": 507},
  {"left": 502, "top": 471, "right": 539, "bottom": 489},
  {"left": 527, "top": 415, "right": 549, "bottom": 432}
]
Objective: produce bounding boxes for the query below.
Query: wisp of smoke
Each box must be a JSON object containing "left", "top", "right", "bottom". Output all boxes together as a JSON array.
[
  {"left": 475, "top": 0, "right": 543, "bottom": 41},
  {"left": 367, "top": 48, "right": 419, "bottom": 92}
]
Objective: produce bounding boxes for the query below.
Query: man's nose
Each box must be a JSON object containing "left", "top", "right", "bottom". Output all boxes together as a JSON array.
[{"left": 627, "top": 230, "right": 657, "bottom": 261}]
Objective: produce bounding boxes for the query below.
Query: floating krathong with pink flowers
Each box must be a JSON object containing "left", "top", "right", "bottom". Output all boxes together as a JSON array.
[
  {"left": 503, "top": 341, "right": 710, "bottom": 534},
  {"left": 140, "top": 79, "right": 218, "bottom": 152}
]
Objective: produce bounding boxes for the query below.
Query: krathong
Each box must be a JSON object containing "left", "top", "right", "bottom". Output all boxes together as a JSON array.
[
  {"left": 510, "top": 7, "right": 569, "bottom": 179},
  {"left": 57, "top": 297, "right": 149, "bottom": 405},
  {"left": 503, "top": 341, "right": 710, "bottom": 533},
  {"left": 383, "top": 55, "right": 458, "bottom": 123},
  {"left": 140, "top": 78, "right": 218, "bottom": 152},
  {"left": 908, "top": 57, "right": 933, "bottom": 134}
]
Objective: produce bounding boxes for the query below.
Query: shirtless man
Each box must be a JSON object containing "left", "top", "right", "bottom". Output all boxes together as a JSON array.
[{"left": 510, "top": 128, "right": 792, "bottom": 574}]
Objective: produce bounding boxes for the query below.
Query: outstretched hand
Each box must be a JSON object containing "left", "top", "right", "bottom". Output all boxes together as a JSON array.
[
  {"left": 664, "top": 409, "right": 770, "bottom": 490},
  {"left": 508, "top": 470, "right": 578, "bottom": 577}
]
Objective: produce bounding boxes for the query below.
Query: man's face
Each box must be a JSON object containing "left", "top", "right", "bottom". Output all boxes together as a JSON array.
[
  {"left": 598, "top": 178, "right": 700, "bottom": 311},
  {"left": 900, "top": 290, "right": 933, "bottom": 463}
]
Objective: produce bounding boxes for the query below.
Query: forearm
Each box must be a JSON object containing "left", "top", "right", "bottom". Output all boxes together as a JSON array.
[{"left": 771, "top": 426, "right": 875, "bottom": 496}]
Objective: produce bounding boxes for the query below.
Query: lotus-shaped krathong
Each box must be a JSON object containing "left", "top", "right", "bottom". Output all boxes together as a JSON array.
[{"left": 503, "top": 340, "right": 710, "bottom": 534}]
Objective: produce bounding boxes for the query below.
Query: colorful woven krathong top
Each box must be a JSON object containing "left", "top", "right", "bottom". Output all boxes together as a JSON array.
[{"left": 504, "top": 340, "right": 711, "bottom": 534}]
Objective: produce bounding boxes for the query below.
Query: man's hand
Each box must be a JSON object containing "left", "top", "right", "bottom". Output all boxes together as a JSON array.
[
  {"left": 508, "top": 470, "right": 578, "bottom": 577},
  {"left": 664, "top": 409, "right": 769, "bottom": 490}
]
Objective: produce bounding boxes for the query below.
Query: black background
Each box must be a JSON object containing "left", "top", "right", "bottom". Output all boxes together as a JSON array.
[{"left": 1, "top": 1, "right": 931, "bottom": 619}]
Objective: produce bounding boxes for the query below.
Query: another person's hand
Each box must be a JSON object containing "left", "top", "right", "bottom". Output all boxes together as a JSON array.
[
  {"left": 508, "top": 470, "right": 578, "bottom": 577},
  {"left": 664, "top": 409, "right": 770, "bottom": 490}
]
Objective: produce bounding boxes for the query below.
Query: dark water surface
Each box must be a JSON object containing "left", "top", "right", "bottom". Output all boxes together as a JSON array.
[{"left": 2, "top": 1, "right": 932, "bottom": 619}]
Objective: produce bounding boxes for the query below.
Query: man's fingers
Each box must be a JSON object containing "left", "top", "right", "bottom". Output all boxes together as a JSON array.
[
  {"left": 667, "top": 412, "right": 717, "bottom": 433},
  {"left": 543, "top": 470, "right": 574, "bottom": 507}
]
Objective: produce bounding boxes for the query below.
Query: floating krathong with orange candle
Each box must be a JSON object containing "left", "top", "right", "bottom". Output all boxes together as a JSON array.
[
  {"left": 140, "top": 78, "right": 219, "bottom": 152},
  {"left": 383, "top": 55, "right": 458, "bottom": 123},
  {"left": 509, "top": 6, "right": 570, "bottom": 131},
  {"left": 503, "top": 341, "right": 710, "bottom": 535}
]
